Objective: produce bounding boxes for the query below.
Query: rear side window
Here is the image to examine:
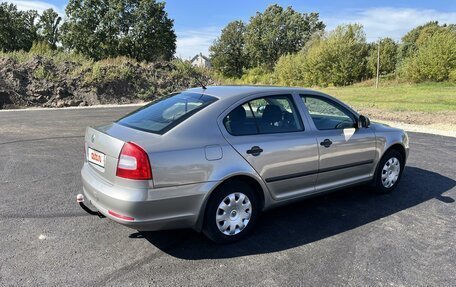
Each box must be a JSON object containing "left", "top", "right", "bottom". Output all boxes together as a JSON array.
[
  {"left": 117, "top": 92, "right": 217, "bottom": 134},
  {"left": 223, "top": 94, "right": 303, "bottom": 136}
]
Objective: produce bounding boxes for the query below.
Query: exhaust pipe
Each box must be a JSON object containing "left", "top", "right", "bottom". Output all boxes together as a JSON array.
[{"left": 76, "top": 194, "right": 105, "bottom": 218}]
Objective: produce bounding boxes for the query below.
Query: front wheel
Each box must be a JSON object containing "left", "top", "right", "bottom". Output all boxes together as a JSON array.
[
  {"left": 373, "top": 149, "right": 404, "bottom": 193},
  {"left": 203, "top": 180, "right": 259, "bottom": 243}
]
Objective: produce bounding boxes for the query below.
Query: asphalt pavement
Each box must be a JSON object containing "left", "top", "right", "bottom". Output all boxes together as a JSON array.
[{"left": 0, "top": 106, "right": 455, "bottom": 286}]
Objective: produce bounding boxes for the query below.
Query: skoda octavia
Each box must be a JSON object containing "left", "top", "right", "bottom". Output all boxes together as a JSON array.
[{"left": 79, "top": 86, "right": 409, "bottom": 243}]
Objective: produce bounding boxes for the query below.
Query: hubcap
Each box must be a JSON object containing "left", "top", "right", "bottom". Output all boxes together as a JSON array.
[
  {"left": 381, "top": 157, "right": 400, "bottom": 188},
  {"left": 216, "top": 192, "right": 252, "bottom": 236}
]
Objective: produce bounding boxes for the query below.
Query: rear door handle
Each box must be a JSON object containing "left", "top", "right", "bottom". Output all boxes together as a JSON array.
[
  {"left": 246, "top": 146, "right": 263, "bottom": 156},
  {"left": 320, "top": 139, "right": 333, "bottom": 148}
]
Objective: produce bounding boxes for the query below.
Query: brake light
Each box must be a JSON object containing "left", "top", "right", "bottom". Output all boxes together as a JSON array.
[{"left": 116, "top": 142, "right": 152, "bottom": 180}]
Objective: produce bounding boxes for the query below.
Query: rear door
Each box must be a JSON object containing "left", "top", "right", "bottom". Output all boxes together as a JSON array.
[
  {"left": 220, "top": 94, "right": 319, "bottom": 200},
  {"left": 299, "top": 95, "right": 376, "bottom": 191}
]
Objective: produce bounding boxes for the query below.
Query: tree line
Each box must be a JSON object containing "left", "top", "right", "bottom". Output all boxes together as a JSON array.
[
  {"left": 1, "top": 2, "right": 454, "bottom": 86},
  {"left": 0, "top": 0, "right": 176, "bottom": 62},
  {"left": 0, "top": 3, "right": 61, "bottom": 51},
  {"left": 210, "top": 4, "right": 456, "bottom": 85}
]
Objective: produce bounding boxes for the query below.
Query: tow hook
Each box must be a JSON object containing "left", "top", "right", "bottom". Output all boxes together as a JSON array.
[{"left": 77, "top": 194, "right": 105, "bottom": 218}]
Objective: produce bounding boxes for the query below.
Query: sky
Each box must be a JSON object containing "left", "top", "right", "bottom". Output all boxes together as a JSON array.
[{"left": 7, "top": 0, "right": 456, "bottom": 59}]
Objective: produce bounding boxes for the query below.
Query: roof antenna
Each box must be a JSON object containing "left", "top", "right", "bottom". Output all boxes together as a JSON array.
[
  {"left": 185, "top": 60, "right": 207, "bottom": 90},
  {"left": 192, "top": 70, "right": 207, "bottom": 90},
  {"left": 198, "top": 80, "right": 207, "bottom": 90}
]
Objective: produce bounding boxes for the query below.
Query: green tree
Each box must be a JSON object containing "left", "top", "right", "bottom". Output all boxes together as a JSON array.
[
  {"left": 39, "top": 8, "right": 61, "bottom": 48},
  {"left": 61, "top": 0, "right": 176, "bottom": 61},
  {"left": 274, "top": 25, "right": 370, "bottom": 87},
  {"left": 23, "top": 10, "right": 40, "bottom": 45},
  {"left": 401, "top": 27, "right": 456, "bottom": 82},
  {"left": 301, "top": 24, "right": 369, "bottom": 86},
  {"left": 244, "top": 4, "right": 325, "bottom": 70},
  {"left": 209, "top": 20, "right": 247, "bottom": 78},
  {"left": 399, "top": 21, "right": 440, "bottom": 61},
  {"left": 0, "top": 3, "right": 39, "bottom": 51},
  {"left": 368, "top": 37, "right": 398, "bottom": 76}
]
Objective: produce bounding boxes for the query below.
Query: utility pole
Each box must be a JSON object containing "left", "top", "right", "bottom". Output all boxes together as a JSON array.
[{"left": 375, "top": 40, "right": 380, "bottom": 89}]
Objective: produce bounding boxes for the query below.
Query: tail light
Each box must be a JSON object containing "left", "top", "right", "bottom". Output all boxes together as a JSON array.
[{"left": 116, "top": 142, "right": 152, "bottom": 180}]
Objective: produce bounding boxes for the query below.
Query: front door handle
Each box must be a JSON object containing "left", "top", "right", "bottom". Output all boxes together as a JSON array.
[
  {"left": 320, "top": 139, "right": 333, "bottom": 148},
  {"left": 247, "top": 146, "right": 263, "bottom": 156}
]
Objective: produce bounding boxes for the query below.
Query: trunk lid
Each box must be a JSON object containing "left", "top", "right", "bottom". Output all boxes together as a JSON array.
[
  {"left": 85, "top": 126, "right": 125, "bottom": 184},
  {"left": 84, "top": 123, "right": 163, "bottom": 185}
]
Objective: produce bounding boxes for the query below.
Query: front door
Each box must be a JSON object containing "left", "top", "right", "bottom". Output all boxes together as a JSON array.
[
  {"left": 300, "top": 95, "right": 376, "bottom": 192},
  {"left": 221, "top": 94, "right": 319, "bottom": 200}
]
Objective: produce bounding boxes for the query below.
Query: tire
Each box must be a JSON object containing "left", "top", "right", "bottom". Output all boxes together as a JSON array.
[
  {"left": 203, "top": 180, "right": 259, "bottom": 243},
  {"left": 373, "top": 149, "right": 404, "bottom": 193}
]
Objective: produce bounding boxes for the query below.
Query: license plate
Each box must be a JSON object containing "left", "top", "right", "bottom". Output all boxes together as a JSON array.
[{"left": 88, "top": 148, "right": 106, "bottom": 168}]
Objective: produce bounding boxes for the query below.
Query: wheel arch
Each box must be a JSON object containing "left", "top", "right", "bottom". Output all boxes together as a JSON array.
[
  {"left": 387, "top": 143, "right": 407, "bottom": 162},
  {"left": 374, "top": 142, "right": 407, "bottom": 179},
  {"left": 194, "top": 174, "right": 267, "bottom": 232}
]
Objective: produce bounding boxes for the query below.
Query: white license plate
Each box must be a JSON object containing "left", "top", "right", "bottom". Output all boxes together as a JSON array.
[{"left": 88, "top": 148, "right": 106, "bottom": 168}]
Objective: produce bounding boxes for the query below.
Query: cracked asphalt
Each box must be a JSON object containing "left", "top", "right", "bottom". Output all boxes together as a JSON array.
[{"left": 0, "top": 106, "right": 455, "bottom": 286}]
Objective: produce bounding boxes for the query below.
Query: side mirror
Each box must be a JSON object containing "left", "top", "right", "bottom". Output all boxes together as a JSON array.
[{"left": 357, "top": 115, "right": 370, "bottom": 128}]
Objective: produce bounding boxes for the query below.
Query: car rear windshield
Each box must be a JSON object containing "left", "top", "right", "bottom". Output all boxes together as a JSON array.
[{"left": 116, "top": 92, "right": 217, "bottom": 134}]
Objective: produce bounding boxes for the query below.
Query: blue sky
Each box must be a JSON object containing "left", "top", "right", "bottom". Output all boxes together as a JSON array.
[{"left": 7, "top": 0, "right": 456, "bottom": 59}]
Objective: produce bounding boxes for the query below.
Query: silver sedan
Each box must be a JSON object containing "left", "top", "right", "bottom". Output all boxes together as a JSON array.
[{"left": 79, "top": 86, "right": 409, "bottom": 243}]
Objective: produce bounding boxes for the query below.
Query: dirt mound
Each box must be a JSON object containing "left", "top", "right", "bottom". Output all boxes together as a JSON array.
[{"left": 0, "top": 56, "right": 212, "bottom": 109}]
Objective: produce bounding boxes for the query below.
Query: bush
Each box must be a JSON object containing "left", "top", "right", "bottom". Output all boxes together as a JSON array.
[
  {"left": 274, "top": 24, "right": 370, "bottom": 87},
  {"left": 84, "top": 57, "right": 137, "bottom": 84},
  {"left": 274, "top": 53, "right": 306, "bottom": 86},
  {"left": 240, "top": 67, "right": 276, "bottom": 85},
  {"left": 449, "top": 70, "right": 456, "bottom": 83},
  {"left": 33, "top": 65, "right": 47, "bottom": 79},
  {"left": 29, "top": 41, "right": 54, "bottom": 56}
]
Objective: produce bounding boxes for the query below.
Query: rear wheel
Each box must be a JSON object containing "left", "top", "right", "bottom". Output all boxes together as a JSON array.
[
  {"left": 203, "top": 180, "right": 259, "bottom": 243},
  {"left": 373, "top": 149, "right": 404, "bottom": 193}
]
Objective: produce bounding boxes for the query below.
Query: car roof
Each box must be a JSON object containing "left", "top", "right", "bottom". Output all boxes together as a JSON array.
[
  {"left": 185, "top": 85, "right": 359, "bottom": 118},
  {"left": 185, "top": 85, "right": 320, "bottom": 101}
]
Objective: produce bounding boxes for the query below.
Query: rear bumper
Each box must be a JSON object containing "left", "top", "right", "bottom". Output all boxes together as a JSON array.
[{"left": 81, "top": 163, "right": 216, "bottom": 231}]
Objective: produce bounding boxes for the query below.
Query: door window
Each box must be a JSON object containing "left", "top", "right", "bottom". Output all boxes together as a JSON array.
[
  {"left": 301, "top": 96, "right": 355, "bottom": 130},
  {"left": 224, "top": 95, "right": 303, "bottom": 135}
]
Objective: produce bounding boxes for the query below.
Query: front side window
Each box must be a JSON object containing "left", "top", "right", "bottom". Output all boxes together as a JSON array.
[
  {"left": 301, "top": 95, "right": 355, "bottom": 130},
  {"left": 224, "top": 95, "right": 303, "bottom": 135},
  {"left": 117, "top": 92, "right": 217, "bottom": 134}
]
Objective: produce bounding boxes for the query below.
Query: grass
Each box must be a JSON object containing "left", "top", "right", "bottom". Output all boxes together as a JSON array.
[{"left": 318, "top": 81, "right": 456, "bottom": 113}]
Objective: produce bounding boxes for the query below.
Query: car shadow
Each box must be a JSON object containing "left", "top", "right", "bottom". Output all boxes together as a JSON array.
[{"left": 131, "top": 166, "right": 455, "bottom": 259}]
